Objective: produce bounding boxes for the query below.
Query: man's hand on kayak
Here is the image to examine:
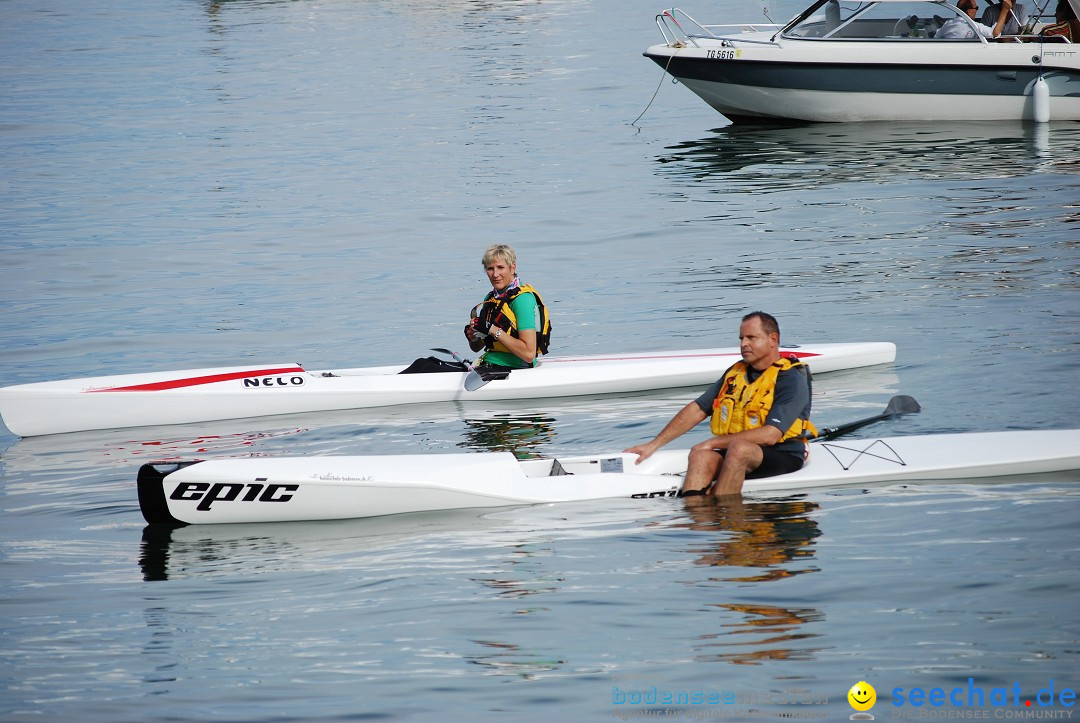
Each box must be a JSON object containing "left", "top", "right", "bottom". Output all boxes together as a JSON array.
[{"left": 624, "top": 442, "right": 659, "bottom": 465}]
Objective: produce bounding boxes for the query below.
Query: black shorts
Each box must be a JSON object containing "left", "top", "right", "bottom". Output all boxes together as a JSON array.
[{"left": 718, "top": 445, "right": 805, "bottom": 479}]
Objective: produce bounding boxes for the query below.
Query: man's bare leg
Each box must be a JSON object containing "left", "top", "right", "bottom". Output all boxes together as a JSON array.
[
  {"left": 710, "top": 440, "right": 763, "bottom": 496},
  {"left": 682, "top": 447, "right": 723, "bottom": 494}
]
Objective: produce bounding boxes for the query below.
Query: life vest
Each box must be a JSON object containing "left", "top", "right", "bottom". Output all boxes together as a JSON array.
[
  {"left": 476, "top": 283, "right": 552, "bottom": 357},
  {"left": 710, "top": 357, "right": 818, "bottom": 442}
]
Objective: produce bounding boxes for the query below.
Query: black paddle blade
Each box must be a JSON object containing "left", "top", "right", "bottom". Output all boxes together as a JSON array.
[
  {"left": 884, "top": 395, "right": 921, "bottom": 415},
  {"left": 816, "top": 395, "right": 921, "bottom": 441},
  {"left": 431, "top": 347, "right": 473, "bottom": 366}
]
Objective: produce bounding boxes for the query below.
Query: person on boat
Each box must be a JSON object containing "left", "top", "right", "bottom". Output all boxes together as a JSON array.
[
  {"left": 983, "top": 0, "right": 1028, "bottom": 35},
  {"left": 624, "top": 311, "right": 816, "bottom": 497},
  {"left": 936, "top": 0, "right": 997, "bottom": 37},
  {"left": 1040, "top": 0, "right": 1079, "bottom": 40},
  {"left": 464, "top": 243, "right": 551, "bottom": 370}
]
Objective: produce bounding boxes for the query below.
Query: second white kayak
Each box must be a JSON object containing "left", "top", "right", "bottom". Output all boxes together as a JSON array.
[{"left": 0, "top": 341, "right": 895, "bottom": 437}]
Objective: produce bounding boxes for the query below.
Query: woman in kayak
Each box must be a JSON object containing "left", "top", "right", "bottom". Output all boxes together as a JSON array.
[{"left": 464, "top": 244, "right": 551, "bottom": 370}]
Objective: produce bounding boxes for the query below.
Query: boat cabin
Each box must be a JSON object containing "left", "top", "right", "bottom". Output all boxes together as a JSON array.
[{"left": 781, "top": 0, "right": 1074, "bottom": 41}]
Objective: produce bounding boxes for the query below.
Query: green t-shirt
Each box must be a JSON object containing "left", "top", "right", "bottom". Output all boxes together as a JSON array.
[{"left": 481, "top": 291, "right": 540, "bottom": 369}]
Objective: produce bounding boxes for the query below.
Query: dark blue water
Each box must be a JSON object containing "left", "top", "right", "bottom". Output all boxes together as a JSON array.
[{"left": 1, "top": 0, "right": 1078, "bottom": 720}]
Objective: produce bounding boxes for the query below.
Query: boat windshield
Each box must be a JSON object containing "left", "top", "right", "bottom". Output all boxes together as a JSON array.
[{"left": 783, "top": 0, "right": 971, "bottom": 39}]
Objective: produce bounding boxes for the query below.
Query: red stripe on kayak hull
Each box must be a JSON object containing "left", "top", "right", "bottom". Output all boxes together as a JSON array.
[{"left": 88, "top": 366, "right": 306, "bottom": 392}]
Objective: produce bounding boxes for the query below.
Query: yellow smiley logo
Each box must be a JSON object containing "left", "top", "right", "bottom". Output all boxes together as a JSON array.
[{"left": 848, "top": 681, "right": 877, "bottom": 712}]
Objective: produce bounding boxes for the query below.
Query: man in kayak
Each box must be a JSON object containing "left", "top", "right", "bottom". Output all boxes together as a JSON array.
[
  {"left": 624, "top": 311, "right": 816, "bottom": 496},
  {"left": 464, "top": 244, "right": 551, "bottom": 370}
]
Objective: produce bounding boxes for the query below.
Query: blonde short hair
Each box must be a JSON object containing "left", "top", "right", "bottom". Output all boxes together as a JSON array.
[{"left": 482, "top": 244, "right": 517, "bottom": 268}]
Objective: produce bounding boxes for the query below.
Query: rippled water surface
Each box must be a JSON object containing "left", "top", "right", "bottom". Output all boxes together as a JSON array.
[{"left": 1, "top": 0, "right": 1078, "bottom": 720}]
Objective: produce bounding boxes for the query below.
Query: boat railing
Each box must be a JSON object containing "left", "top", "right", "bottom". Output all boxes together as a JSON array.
[
  {"left": 656, "top": 8, "right": 782, "bottom": 47},
  {"left": 995, "top": 33, "right": 1072, "bottom": 42}
]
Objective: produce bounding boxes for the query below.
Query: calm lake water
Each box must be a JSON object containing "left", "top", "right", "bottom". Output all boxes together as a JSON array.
[{"left": 1, "top": 0, "right": 1078, "bottom": 720}]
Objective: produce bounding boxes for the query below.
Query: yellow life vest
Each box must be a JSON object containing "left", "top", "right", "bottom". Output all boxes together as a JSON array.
[
  {"left": 710, "top": 357, "right": 818, "bottom": 441},
  {"left": 477, "top": 283, "right": 552, "bottom": 357}
]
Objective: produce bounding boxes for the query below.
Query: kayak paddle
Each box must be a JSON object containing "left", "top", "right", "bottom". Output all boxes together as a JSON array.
[
  {"left": 815, "top": 395, "right": 921, "bottom": 441},
  {"left": 430, "top": 348, "right": 508, "bottom": 392}
]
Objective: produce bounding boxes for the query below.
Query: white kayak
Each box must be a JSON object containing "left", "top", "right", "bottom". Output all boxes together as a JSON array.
[
  {"left": 0, "top": 342, "right": 894, "bottom": 437},
  {"left": 137, "top": 428, "right": 1080, "bottom": 525}
]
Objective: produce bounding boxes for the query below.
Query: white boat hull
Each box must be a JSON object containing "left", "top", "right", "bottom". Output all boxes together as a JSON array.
[
  {"left": 644, "top": 5, "right": 1080, "bottom": 123},
  {"left": 676, "top": 79, "right": 1065, "bottom": 124},
  {"left": 0, "top": 342, "right": 895, "bottom": 437},
  {"left": 138, "top": 429, "right": 1080, "bottom": 525}
]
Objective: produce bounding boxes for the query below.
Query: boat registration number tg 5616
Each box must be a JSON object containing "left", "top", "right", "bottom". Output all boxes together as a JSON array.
[
  {"left": 169, "top": 481, "right": 298, "bottom": 510},
  {"left": 706, "top": 49, "right": 741, "bottom": 60}
]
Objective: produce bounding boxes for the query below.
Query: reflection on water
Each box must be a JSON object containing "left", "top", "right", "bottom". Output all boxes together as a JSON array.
[
  {"left": 136, "top": 496, "right": 828, "bottom": 678},
  {"left": 654, "top": 121, "right": 1080, "bottom": 190},
  {"left": 136, "top": 510, "right": 501, "bottom": 581},
  {"left": 696, "top": 602, "right": 825, "bottom": 666},
  {"left": 138, "top": 524, "right": 317, "bottom": 582},
  {"left": 678, "top": 496, "right": 821, "bottom": 581},
  {"left": 469, "top": 543, "right": 564, "bottom": 600},
  {"left": 138, "top": 524, "right": 368, "bottom": 582},
  {"left": 139, "top": 526, "right": 173, "bottom": 582},
  {"left": 457, "top": 412, "right": 558, "bottom": 457},
  {"left": 0, "top": 424, "right": 310, "bottom": 487},
  {"left": 675, "top": 495, "right": 825, "bottom": 665},
  {"left": 465, "top": 639, "right": 566, "bottom": 679}
]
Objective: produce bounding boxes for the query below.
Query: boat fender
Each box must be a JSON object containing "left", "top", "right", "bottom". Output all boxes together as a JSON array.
[{"left": 1033, "top": 76, "right": 1050, "bottom": 123}]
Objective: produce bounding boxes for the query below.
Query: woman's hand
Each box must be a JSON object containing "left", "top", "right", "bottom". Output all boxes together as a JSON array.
[{"left": 464, "top": 320, "right": 487, "bottom": 352}]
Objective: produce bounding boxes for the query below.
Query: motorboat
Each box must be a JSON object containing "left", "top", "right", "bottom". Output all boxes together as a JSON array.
[{"left": 643, "top": 0, "right": 1080, "bottom": 122}]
